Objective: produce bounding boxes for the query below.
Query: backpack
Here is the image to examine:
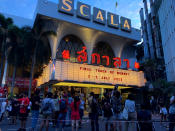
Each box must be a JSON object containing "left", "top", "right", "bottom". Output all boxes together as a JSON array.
[
  {"left": 91, "top": 98, "right": 102, "bottom": 116},
  {"left": 42, "top": 101, "right": 51, "bottom": 112},
  {"left": 60, "top": 99, "right": 66, "bottom": 111},
  {"left": 111, "top": 96, "right": 122, "bottom": 113},
  {"left": 104, "top": 101, "right": 111, "bottom": 112},
  {"left": 170, "top": 104, "right": 175, "bottom": 114},
  {"left": 42, "top": 99, "right": 52, "bottom": 114}
]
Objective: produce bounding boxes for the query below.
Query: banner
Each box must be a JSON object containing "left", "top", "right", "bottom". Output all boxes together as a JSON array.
[{"left": 54, "top": 61, "right": 145, "bottom": 87}]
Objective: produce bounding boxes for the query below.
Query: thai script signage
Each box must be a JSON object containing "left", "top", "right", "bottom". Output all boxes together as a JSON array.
[
  {"left": 58, "top": 0, "right": 131, "bottom": 32},
  {"left": 54, "top": 61, "right": 145, "bottom": 87},
  {"left": 60, "top": 46, "right": 140, "bottom": 69}
]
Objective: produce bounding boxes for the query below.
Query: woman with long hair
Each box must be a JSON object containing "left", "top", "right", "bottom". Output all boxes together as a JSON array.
[{"left": 70, "top": 96, "right": 80, "bottom": 131}]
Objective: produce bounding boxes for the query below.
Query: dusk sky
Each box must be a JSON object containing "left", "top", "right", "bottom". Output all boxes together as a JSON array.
[{"left": 0, "top": 0, "right": 146, "bottom": 29}]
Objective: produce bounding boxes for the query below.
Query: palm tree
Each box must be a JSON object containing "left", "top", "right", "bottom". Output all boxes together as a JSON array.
[
  {"left": 0, "top": 14, "right": 13, "bottom": 87},
  {"left": 22, "top": 19, "right": 56, "bottom": 98},
  {"left": 7, "top": 26, "right": 24, "bottom": 96}
]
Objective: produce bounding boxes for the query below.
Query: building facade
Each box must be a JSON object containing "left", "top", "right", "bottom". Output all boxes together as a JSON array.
[
  {"left": 35, "top": 0, "right": 145, "bottom": 96},
  {"left": 140, "top": 0, "right": 175, "bottom": 82},
  {"left": 158, "top": 0, "right": 175, "bottom": 81}
]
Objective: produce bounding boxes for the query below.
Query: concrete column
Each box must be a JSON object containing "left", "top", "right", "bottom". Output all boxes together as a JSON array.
[
  {"left": 47, "top": 26, "right": 60, "bottom": 80},
  {"left": 48, "top": 34, "right": 58, "bottom": 80},
  {"left": 143, "top": 0, "right": 155, "bottom": 59},
  {"left": 140, "top": 8, "right": 150, "bottom": 59},
  {"left": 50, "top": 59, "right": 56, "bottom": 80}
]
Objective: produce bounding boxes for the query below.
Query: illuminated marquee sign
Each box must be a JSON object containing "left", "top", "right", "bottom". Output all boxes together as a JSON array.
[
  {"left": 58, "top": 0, "right": 131, "bottom": 32},
  {"left": 60, "top": 47, "right": 140, "bottom": 69},
  {"left": 54, "top": 61, "right": 145, "bottom": 87}
]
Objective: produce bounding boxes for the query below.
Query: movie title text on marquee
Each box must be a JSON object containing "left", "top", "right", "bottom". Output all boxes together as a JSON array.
[
  {"left": 58, "top": 0, "right": 131, "bottom": 32},
  {"left": 55, "top": 61, "right": 145, "bottom": 87}
]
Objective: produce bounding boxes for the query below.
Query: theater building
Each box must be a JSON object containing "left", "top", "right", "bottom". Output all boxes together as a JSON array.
[{"left": 36, "top": 0, "right": 145, "bottom": 99}]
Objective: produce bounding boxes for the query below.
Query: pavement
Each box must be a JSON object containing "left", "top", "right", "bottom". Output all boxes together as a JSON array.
[{"left": 0, "top": 114, "right": 172, "bottom": 131}]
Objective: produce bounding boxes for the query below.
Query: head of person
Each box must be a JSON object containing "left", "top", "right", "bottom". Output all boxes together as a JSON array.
[
  {"left": 114, "top": 84, "right": 119, "bottom": 90},
  {"left": 20, "top": 93, "right": 24, "bottom": 98},
  {"left": 104, "top": 92, "right": 109, "bottom": 98},
  {"left": 35, "top": 89, "right": 40, "bottom": 96},
  {"left": 90, "top": 92, "right": 94, "bottom": 97},
  {"left": 63, "top": 93, "right": 67, "bottom": 99},
  {"left": 54, "top": 94, "right": 58, "bottom": 99},
  {"left": 141, "top": 99, "right": 151, "bottom": 110},
  {"left": 67, "top": 93, "right": 71, "bottom": 98},
  {"left": 127, "top": 94, "right": 135, "bottom": 101},
  {"left": 47, "top": 92, "right": 53, "bottom": 98},
  {"left": 74, "top": 96, "right": 79, "bottom": 102},
  {"left": 114, "top": 91, "right": 121, "bottom": 99},
  {"left": 73, "top": 96, "right": 79, "bottom": 109}
]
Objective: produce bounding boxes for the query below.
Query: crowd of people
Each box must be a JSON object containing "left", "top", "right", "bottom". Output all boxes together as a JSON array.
[{"left": 1, "top": 86, "right": 175, "bottom": 131}]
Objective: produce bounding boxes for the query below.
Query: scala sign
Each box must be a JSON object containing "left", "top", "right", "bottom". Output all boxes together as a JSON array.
[{"left": 58, "top": 0, "right": 132, "bottom": 32}]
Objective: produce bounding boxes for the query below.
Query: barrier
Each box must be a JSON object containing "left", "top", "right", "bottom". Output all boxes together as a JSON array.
[{"left": 0, "top": 116, "right": 173, "bottom": 131}]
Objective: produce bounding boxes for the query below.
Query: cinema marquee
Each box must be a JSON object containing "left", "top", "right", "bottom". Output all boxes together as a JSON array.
[
  {"left": 58, "top": 0, "right": 132, "bottom": 32},
  {"left": 33, "top": 0, "right": 143, "bottom": 97}
]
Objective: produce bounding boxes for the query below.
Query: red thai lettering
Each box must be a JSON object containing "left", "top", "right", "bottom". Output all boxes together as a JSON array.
[
  {"left": 61, "top": 49, "right": 139, "bottom": 70},
  {"left": 92, "top": 53, "right": 100, "bottom": 64},
  {"left": 77, "top": 46, "right": 87, "bottom": 62},
  {"left": 123, "top": 59, "right": 130, "bottom": 69},
  {"left": 113, "top": 57, "right": 121, "bottom": 68},
  {"left": 135, "top": 62, "right": 140, "bottom": 69},
  {"left": 62, "top": 50, "right": 70, "bottom": 59},
  {"left": 102, "top": 56, "right": 110, "bottom": 66}
]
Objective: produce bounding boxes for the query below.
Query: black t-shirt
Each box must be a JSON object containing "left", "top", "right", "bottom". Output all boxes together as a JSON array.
[
  {"left": 102, "top": 98, "right": 113, "bottom": 118},
  {"left": 137, "top": 110, "right": 153, "bottom": 131},
  {"left": 12, "top": 100, "right": 19, "bottom": 112},
  {"left": 31, "top": 95, "right": 40, "bottom": 111}
]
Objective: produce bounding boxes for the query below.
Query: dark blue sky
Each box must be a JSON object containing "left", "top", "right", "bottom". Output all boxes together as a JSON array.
[{"left": 0, "top": 0, "right": 145, "bottom": 29}]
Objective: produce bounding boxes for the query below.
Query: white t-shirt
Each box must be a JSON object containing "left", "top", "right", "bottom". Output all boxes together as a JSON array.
[
  {"left": 79, "top": 100, "right": 85, "bottom": 110},
  {"left": 125, "top": 99, "right": 135, "bottom": 113},
  {"left": 1, "top": 101, "right": 7, "bottom": 113},
  {"left": 170, "top": 96, "right": 175, "bottom": 104}
]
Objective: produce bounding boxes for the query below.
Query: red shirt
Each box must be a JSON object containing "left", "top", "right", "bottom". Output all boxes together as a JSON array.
[
  {"left": 18, "top": 97, "right": 30, "bottom": 113},
  {"left": 71, "top": 101, "right": 80, "bottom": 120}
]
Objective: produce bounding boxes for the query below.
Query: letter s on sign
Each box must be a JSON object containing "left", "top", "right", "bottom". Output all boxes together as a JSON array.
[{"left": 62, "top": 0, "right": 72, "bottom": 12}]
